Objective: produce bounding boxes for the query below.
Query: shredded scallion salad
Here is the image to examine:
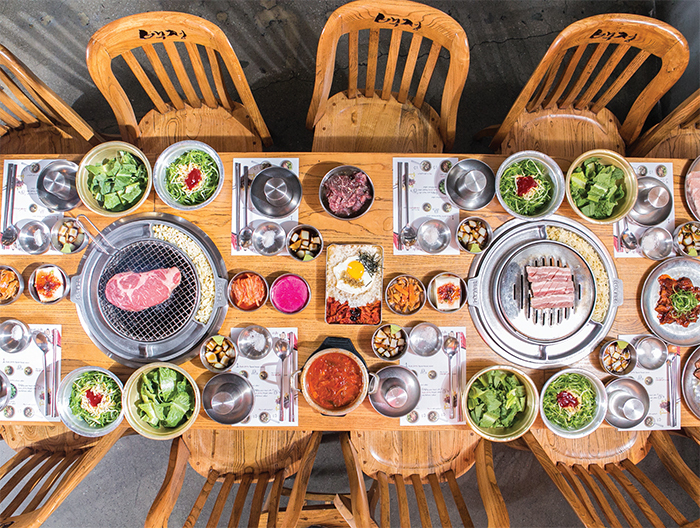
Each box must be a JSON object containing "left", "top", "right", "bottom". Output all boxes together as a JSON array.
[
  {"left": 542, "top": 373, "right": 597, "bottom": 430},
  {"left": 69, "top": 371, "right": 122, "bottom": 428},
  {"left": 164, "top": 149, "right": 219, "bottom": 206},
  {"left": 499, "top": 159, "right": 553, "bottom": 216}
]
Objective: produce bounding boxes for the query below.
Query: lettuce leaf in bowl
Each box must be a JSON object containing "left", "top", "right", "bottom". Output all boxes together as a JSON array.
[{"left": 136, "top": 367, "right": 194, "bottom": 429}]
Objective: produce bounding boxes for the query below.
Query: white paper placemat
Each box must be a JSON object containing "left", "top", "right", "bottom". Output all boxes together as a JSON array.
[
  {"left": 393, "top": 157, "right": 460, "bottom": 255},
  {"left": 0, "top": 324, "right": 61, "bottom": 422},
  {"left": 231, "top": 158, "right": 299, "bottom": 255},
  {"left": 228, "top": 327, "right": 298, "bottom": 426},
  {"left": 400, "top": 326, "right": 466, "bottom": 426}
]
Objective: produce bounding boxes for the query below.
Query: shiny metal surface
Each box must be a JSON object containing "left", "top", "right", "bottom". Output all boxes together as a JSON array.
[
  {"left": 605, "top": 378, "right": 650, "bottom": 428},
  {"left": 681, "top": 346, "right": 700, "bottom": 420},
  {"left": 0, "top": 319, "right": 30, "bottom": 353},
  {"left": 251, "top": 166, "right": 302, "bottom": 218},
  {"left": 639, "top": 227, "right": 673, "bottom": 260},
  {"left": 319, "top": 165, "right": 374, "bottom": 220},
  {"left": 237, "top": 325, "right": 272, "bottom": 360},
  {"left": 202, "top": 373, "right": 255, "bottom": 425},
  {"left": 368, "top": 365, "right": 420, "bottom": 418},
  {"left": 18, "top": 220, "right": 50, "bottom": 254},
  {"left": 36, "top": 160, "right": 81, "bottom": 211},
  {"left": 634, "top": 335, "right": 668, "bottom": 370},
  {"left": 628, "top": 177, "right": 673, "bottom": 226},
  {"left": 445, "top": 158, "right": 496, "bottom": 210},
  {"left": 252, "top": 221, "right": 286, "bottom": 256},
  {"left": 408, "top": 322, "right": 443, "bottom": 357},
  {"left": 417, "top": 218, "right": 451, "bottom": 254}
]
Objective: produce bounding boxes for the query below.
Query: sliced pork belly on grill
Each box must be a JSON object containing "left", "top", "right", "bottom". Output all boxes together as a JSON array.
[
  {"left": 527, "top": 265, "right": 574, "bottom": 310},
  {"left": 525, "top": 266, "right": 571, "bottom": 282},
  {"left": 530, "top": 292, "right": 575, "bottom": 310},
  {"left": 530, "top": 278, "right": 574, "bottom": 296},
  {"left": 105, "top": 267, "right": 181, "bottom": 312}
]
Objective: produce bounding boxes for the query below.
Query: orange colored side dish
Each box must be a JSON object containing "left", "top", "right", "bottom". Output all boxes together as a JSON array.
[
  {"left": 386, "top": 276, "right": 423, "bottom": 314},
  {"left": 230, "top": 273, "right": 267, "bottom": 310},
  {"left": 306, "top": 352, "right": 363, "bottom": 410},
  {"left": 0, "top": 269, "right": 19, "bottom": 302}
]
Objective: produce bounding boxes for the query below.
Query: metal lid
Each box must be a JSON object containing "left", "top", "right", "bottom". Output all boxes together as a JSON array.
[
  {"left": 250, "top": 166, "right": 302, "bottom": 218},
  {"left": 628, "top": 177, "right": 672, "bottom": 227},
  {"left": 445, "top": 159, "right": 496, "bottom": 210}
]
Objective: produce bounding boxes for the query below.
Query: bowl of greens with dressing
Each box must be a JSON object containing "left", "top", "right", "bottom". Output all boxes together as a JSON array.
[
  {"left": 540, "top": 368, "right": 607, "bottom": 439},
  {"left": 496, "top": 150, "right": 565, "bottom": 220}
]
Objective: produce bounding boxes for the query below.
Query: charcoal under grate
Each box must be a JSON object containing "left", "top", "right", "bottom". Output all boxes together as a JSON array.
[{"left": 97, "top": 240, "right": 199, "bottom": 342}]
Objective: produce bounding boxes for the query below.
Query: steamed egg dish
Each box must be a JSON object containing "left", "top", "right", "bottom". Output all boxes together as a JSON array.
[{"left": 333, "top": 256, "right": 376, "bottom": 294}]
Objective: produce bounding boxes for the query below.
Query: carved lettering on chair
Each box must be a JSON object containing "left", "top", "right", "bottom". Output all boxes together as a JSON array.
[
  {"left": 138, "top": 29, "right": 187, "bottom": 40},
  {"left": 374, "top": 13, "right": 421, "bottom": 31},
  {"left": 590, "top": 29, "right": 637, "bottom": 43}
]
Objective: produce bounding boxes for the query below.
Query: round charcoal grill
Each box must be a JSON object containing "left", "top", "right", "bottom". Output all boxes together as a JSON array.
[{"left": 97, "top": 239, "right": 200, "bottom": 342}]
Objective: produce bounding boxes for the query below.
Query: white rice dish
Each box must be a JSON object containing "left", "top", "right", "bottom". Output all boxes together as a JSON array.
[
  {"left": 326, "top": 244, "right": 382, "bottom": 308},
  {"left": 152, "top": 224, "right": 215, "bottom": 324}
]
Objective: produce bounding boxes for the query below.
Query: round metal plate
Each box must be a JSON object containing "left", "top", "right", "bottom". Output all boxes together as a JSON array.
[
  {"left": 682, "top": 346, "right": 700, "bottom": 420},
  {"left": 641, "top": 256, "right": 700, "bottom": 346}
]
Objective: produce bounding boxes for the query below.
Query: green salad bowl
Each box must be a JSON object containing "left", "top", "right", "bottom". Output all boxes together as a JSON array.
[{"left": 463, "top": 365, "right": 539, "bottom": 442}]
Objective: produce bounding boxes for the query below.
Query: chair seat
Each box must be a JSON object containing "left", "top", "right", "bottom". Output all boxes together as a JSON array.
[
  {"left": 0, "top": 122, "right": 95, "bottom": 155},
  {"left": 312, "top": 92, "right": 443, "bottom": 153},
  {"left": 645, "top": 126, "right": 700, "bottom": 158},
  {"left": 136, "top": 103, "right": 264, "bottom": 154},
  {"left": 0, "top": 424, "right": 106, "bottom": 452},
  {"left": 499, "top": 106, "right": 625, "bottom": 158}
]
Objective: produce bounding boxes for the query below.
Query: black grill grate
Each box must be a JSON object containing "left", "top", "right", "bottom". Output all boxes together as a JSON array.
[{"left": 97, "top": 240, "right": 199, "bottom": 342}]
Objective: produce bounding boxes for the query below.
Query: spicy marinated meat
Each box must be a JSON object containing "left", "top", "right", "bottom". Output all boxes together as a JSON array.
[
  {"left": 655, "top": 274, "right": 700, "bottom": 327},
  {"left": 323, "top": 170, "right": 371, "bottom": 216}
]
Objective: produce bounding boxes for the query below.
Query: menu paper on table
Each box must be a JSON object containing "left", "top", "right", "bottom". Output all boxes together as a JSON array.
[{"left": 230, "top": 158, "right": 299, "bottom": 255}]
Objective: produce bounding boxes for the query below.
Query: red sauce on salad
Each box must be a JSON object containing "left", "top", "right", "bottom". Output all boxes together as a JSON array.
[
  {"left": 85, "top": 389, "right": 103, "bottom": 407},
  {"left": 556, "top": 390, "right": 578, "bottom": 409},
  {"left": 516, "top": 175, "right": 538, "bottom": 197},
  {"left": 306, "top": 352, "right": 363, "bottom": 410},
  {"left": 185, "top": 167, "right": 203, "bottom": 191}
]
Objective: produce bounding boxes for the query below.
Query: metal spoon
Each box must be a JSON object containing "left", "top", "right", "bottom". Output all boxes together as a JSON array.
[
  {"left": 274, "top": 337, "right": 291, "bottom": 422},
  {"left": 2, "top": 164, "right": 19, "bottom": 247},
  {"left": 239, "top": 167, "right": 253, "bottom": 249},
  {"left": 400, "top": 163, "right": 417, "bottom": 248},
  {"left": 33, "top": 331, "right": 51, "bottom": 417},
  {"left": 443, "top": 336, "right": 459, "bottom": 420},
  {"left": 620, "top": 216, "right": 638, "bottom": 251}
]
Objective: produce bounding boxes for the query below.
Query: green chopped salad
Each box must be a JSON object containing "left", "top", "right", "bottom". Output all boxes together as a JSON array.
[
  {"left": 85, "top": 150, "right": 148, "bottom": 212},
  {"left": 542, "top": 373, "right": 597, "bottom": 430},
  {"left": 499, "top": 159, "right": 554, "bottom": 216},
  {"left": 569, "top": 157, "right": 626, "bottom": 219},
  {"left": 467, "top": 370, "right": 527, "bottom": 429},
  {"left": 136, "top": 367, "right": 195, "bottom": 429},
  {"left": 69, "top": 370, "right": 122, "bottom": 428},
  {"left": 164, "top": 149, "right": 219, "bottom": 206}
]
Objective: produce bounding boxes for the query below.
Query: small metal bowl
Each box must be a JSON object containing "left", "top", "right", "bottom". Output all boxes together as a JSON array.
[
  {"left": 417, "top": 219, "right": 451, "bottom": 254},
  {"left": 633, "top": 335, "right": 668, "bottom": 370},
  {"left": 427, "top": 273, "right": 467, "bottom": 313},
  {"left": 28, "top": 265, "right": 69, "bottom": 304},
  {"left": 0, "top": 265, "right": 24, "bottom": 305},
  {"left": 237, "top": 325, "right": 273, "bottom": 360},
  {"left": 202, "top": 372, "right": 255, "bottom": 425},
  {"left": 408, "top": 322, "right": 443, "bottom": 357},
  {"left": 37, "top": 160, "right": 81, "bottom": 211},
  {"left": 599, "top": 339, "right": 638, "bottom": 376},
  {"left": 628, "top": 177, "right": 673, "bottom": 227},
  {"left": 371, "top": 324, "right": 409, "bottom": 361},
  {"left": 369, "top": 365, "right": 420, "bottom": 418},
  {"left": 250, "top": 166, "right": 303, "bottom": 219},
  {"left": 0, "top": 319, "right": 30, "bottom": 353},
  {"left": 252, "top": 222, "right": 286, "bottom": 256},
  {"left": 456, "top": 217, "right": 493, "bottom": 254},
  {"left": 50, "top": 218, "right": 88, "bottom": 254},
  {"left": 227, "top": 271, "right": 268, "bottom": 312},
  {"left": 385, "top": 275, "right": 426, "bottom": 316},
  {"left": 286, "top": 224, "right": 324, "bottom": 262},
  {"left": 605, "top": 378, "right": 650, "bottom": 429},
  {"left": 199, "top": 335, "right": 237, "bottom": 373},
  {"left": 639, "top": 227, "right": 673, "bottom": 260},
  {"left": 673, "top": 221, "right": 700, "bottom": 257},
  {"left": 445, "top": 159, "right": 496, "bottom": 211},
  {"left": 319, "top": 165, "right": 374, "bottom": 220},
  {"left": 18, "top": 221, "right": 51, "bottom": 254},
  {"left": 269, "top": 273, "right": 311, "bottom": 315}
]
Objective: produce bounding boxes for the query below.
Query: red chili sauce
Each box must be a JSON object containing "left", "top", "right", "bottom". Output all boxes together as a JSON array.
[
  {"left": 516, "top": 175, "right": 538, "bottom": 197},
  {"left": 36, "top": 273, "right": 61, "bottom": 299},
  {"left": 184, "top": 167, "right": 203, "bottom": 191},
  {"left": 306, "top": 352, "right": 363, "bottom": 410},
  {"left": 556, "top": 390, "right": 579, "bottom": 409},
  {"left": 86, "top": 389, "right": 103, "bottom": 407},
  {"left": 437, "top": 283, "right": 460, "bottom": 305}
]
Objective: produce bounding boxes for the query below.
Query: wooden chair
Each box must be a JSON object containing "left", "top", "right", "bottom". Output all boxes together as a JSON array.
[
  {"left": 86, "top": 12, "right": 272, "bottom": 153},
  {"left": 145, "top": 430, "right": 324, "bottom": 528},
  {"left": 522, "top": 428, "right": 700, "bottom": 527},
  {"left": 0, "top": 44, "right": 103, "bottom": 155},
  {"left": 306, "top": 0, "right": 469, "bottom": 153},
  {"left": 0, "top": 425, "right": 126, "bottom": 528},
  {"left": 629, "top": 88, "right": 700, "bottom": 158},
  {"left": 336, "top": 430, "right": 509, "bottom": 527},
  {"left": 486, "top": 14, "right": 689, "bottom": 158}
]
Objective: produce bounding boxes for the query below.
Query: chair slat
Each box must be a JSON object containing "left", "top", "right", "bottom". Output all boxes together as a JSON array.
[
  {"left": 367, "top": 479, "right": 379, "bottom": 517},
  {"left": 185, "top": 42, "right": 217, "bottom": 108},
  {"left": 282, "top": 431, "right": 322, "bottom": 528},
  {"left": 445, "top": 469, "right": 474, "bottom": 528},
  {"left": 206, "top": 473, "right": 236, "bottom": 528},
  {"left": 588, "top": 464, "right": 639, "bottom": 527},
  {"left": 575, "top": 44, "right": 630, "bottom": 110},
  {"left": 0, "top": 123, "right": 8, "bottom": 134},
  {"left": 142, "top": 43, "right": 185, "bottom": 110},
  {"left": 163, "top": 41, "right": 200, "bottom": 109},
  {"left": 475, "top": 439, "right": 508, "bottom": 528},
  {"left": 621, "top": 459, "right": 688, "bottom": 526},
  {"left": 393, "top": 475, "right": 411, "bottom": 527},
  {"left": 122, "top": 50, "right": 169, "bottom": 114},
  {"left": 606, "top": 463, "right": 665, "bottom": 528},
  {"left": 0, "top": 77, "right": 41, "bottom": 125},
  {"left": 23, "top": 453, "right": 79, "bottom": 514},
  {"left": 0, "top": 452, "right": 50, "bottom": 503},
  {"left": 544, "top": 45, "right": 587, "bottom": 109},
  {"left": 266, "top": 471, "right": 285, "bottom": 528},
  {"left": 414, "top": 41, "right": 440, "bottom": 109},
  {"left": 228, "top": 473, "right": 253, "bottom": 528},
  {"left": 428, "top": 473, "right": 451, "bottom": 528},
  {"left": 527, "top": 50, "right": 566, "bottom": 112},
  {"left": 365, "top": 28, "right": 380, "bottom": 98},
  {"left": 592, "top": 50, "right": 650, "bottom": 114},
  {"left": 560, "top": 43, "right": 608, "bottom": 108},
  {"left": 410, "top": 474, "right": 432, "bottom": 527},
  {"left": 377, "top": 471, "right": 390, "bottom": 528},
  {"left": 249, "top": 472, "right": 270, "bottom": 528},
  {"left": 205, "top": 48, "right": 232, "bottom": 111},
  {"left": 649, "top": 430, "right": 700, "bottom": 507},
  {"left": 573, "top": 464, "right": 622, "bottom": 528},
  {"left": 381, "top": 29, "right": 402, "bottom": 101},
  {"left": 558, "top": 463, "right": 604, "bottom": 527},
  {"left": 0, "top": 100, "right": 23, "bottom": 128},
  {"left": 184, "top": 469, "right": 220, "bottom": 528},
  {"left": 348, "top": 31, "right": 359, "bottom": 99},
  {"left": 0, "top": 453, "right": 63, "bottom": 518},
  {"left": 398, "top": 34, "right": 423, "bottom": 104}
]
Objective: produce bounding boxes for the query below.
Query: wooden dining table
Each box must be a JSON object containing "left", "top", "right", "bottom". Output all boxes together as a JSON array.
[{"left": 1, "top": 151, "right": 698, "bottom": 432}]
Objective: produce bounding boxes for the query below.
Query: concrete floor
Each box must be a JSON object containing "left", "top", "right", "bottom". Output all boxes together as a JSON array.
[{"left": 1, "top": 1, "right": 699, "bottom": 526}]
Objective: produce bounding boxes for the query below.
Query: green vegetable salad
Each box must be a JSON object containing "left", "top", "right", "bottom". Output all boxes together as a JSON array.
[
  {"left": 467, "top": 370, "right": 527, "bottom": 429},
  {"left": 165, "top": 150, "right": 219, "bottom": 206},
  {"left": 499, "top": 159, "right": 553, "bottom": 216},
  {"left": 569, "top": 157, "right": 626, "bottom": 219},
  {"left": 670, "top": 288, "right": 699, "bottom": 315},
  {"left": 136, "top": 367, "right": 195, "bottom": 429},
  {"left": 85, "top": 150, "right": 148, "bottom": 212},
  {"left": 542, "top": 373, "right": 597, "bottom": 430},
  {"left": 69, "top": 371, "right": 122, "bottom": 428}
]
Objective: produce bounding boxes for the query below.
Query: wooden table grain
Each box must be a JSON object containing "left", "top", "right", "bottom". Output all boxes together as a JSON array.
[{"left": 1, "top": 153, "right": 696, "bottom": 431}]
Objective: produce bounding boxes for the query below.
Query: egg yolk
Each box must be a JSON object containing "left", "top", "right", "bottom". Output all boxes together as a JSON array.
[{"left": 346, "top": 260, "right": 365, "bottom": 280}]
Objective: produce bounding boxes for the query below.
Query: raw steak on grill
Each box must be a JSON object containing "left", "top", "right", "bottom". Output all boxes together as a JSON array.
[
  {"left": 105, "top": 267, "right": 181, "bottom": 312},
  {"left": 323, "top": 170, "right": 371, "bottom": 216}
]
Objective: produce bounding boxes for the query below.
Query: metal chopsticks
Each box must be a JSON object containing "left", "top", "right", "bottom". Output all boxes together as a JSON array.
[
  {"left": 235, "top": 163, "right": 241, "bottom": 250},
  {"left": 397, "top": 161, "right": 403, "bottom": 250},
  {"left": 288, "top": 332, "right": 295, "bottom": 423}
]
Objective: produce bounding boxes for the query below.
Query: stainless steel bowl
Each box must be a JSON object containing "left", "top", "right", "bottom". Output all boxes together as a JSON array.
[
  {"left": 252, "top": 222, "right": 286, "bottom": 256},
  {"left": 28, "top": 265, "right": 69, "bottom": 304},
  {"left": 250, "top": 166, "right": 302, "bottom": 218},
  {"left": 408, "top": 322, "right": 443, "bottom": 357},
  {"left": 227, "top": 271, "right": 268, "bottom": 312},
  {"left": 199, "top": 335, "right": 237, "bottom": 373},
  {"left": 673, "top": 221, "right": 700, "bottom": 257},
  {"left": 427, "top": 272, "right": 467, "bottom": 313},
  {"left": 269, "top": 273, "right": 311, "bottom": 315},
  {"left": 599, "top": 339, "right": 638, "bottom": 376},
  {"left": 153, "top": 140, "right": 225, "bottom": 211},
  {"left": 36, "top": 160, "right": 81, "bottom": 211},
  {"left": 368, "top": 365, "right": 420, "bottom": 418},
  {"left": 417, "top": 219, "right": 451, "bottom": 254},
  {"left": 202, "top": 372, "right": 255, "bottom": 425},
  {"left": 50, "top": 218, "right": 88, "bottom": 254},
  {"left": 385, "top": 275, "right": 426, "bottom": 316},
  {"left": 286, "top": 224, "right": 324, "bottom": 262},
  {"left": 605, "top": 378, "right": 650, "bottom": 429},
  {"left": 628, "top": 177, "right": 673, "bottom": 227},
  {"left": 633, "top": 335, "right": 668, "bottom": 370},
  {"left": 0, "top": 265, "right": 24, "bottom": 305},
  {"left": 371, "top": 324, "right": 408, "bottom": 361},
  {"left": 445, "top": 159, "right": 496, "bottom": 210},
  {"left": 319, "top": 165, "right": 374, "bottom": 220},
  {"left": 0, "top": 319, "right": 30, "bottom": 353},
  {"left": 639, "top": 227, "right": 673, "bottom": 260},
  {"left": 456, "top": 217, "right": 493, "bottom": 253},
  {"left": 18, "top": 220, "right": 51, "bottom": 254},
  {"left": 237, "top": 325, "right": 272, "bottom": 360}
]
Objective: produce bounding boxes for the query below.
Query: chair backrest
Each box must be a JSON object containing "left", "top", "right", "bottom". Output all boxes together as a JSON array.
[
  {"left": 86, "top": 11, "right": 271, "bottom": 148},
  {"left": 306, "top": 0, "right": 469, "bottom": 151},
  {"left": 490, "top": 14, "right": 689, "bottom": 152},
  {"left": 629, "top": 88, "right": 700, "bottom": 157},
  {"left": 523, "top": 429, "right": 700, "bottom": 528},
  {"left": 0, "top": 45, "right": 101, "bottom": 153}
]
